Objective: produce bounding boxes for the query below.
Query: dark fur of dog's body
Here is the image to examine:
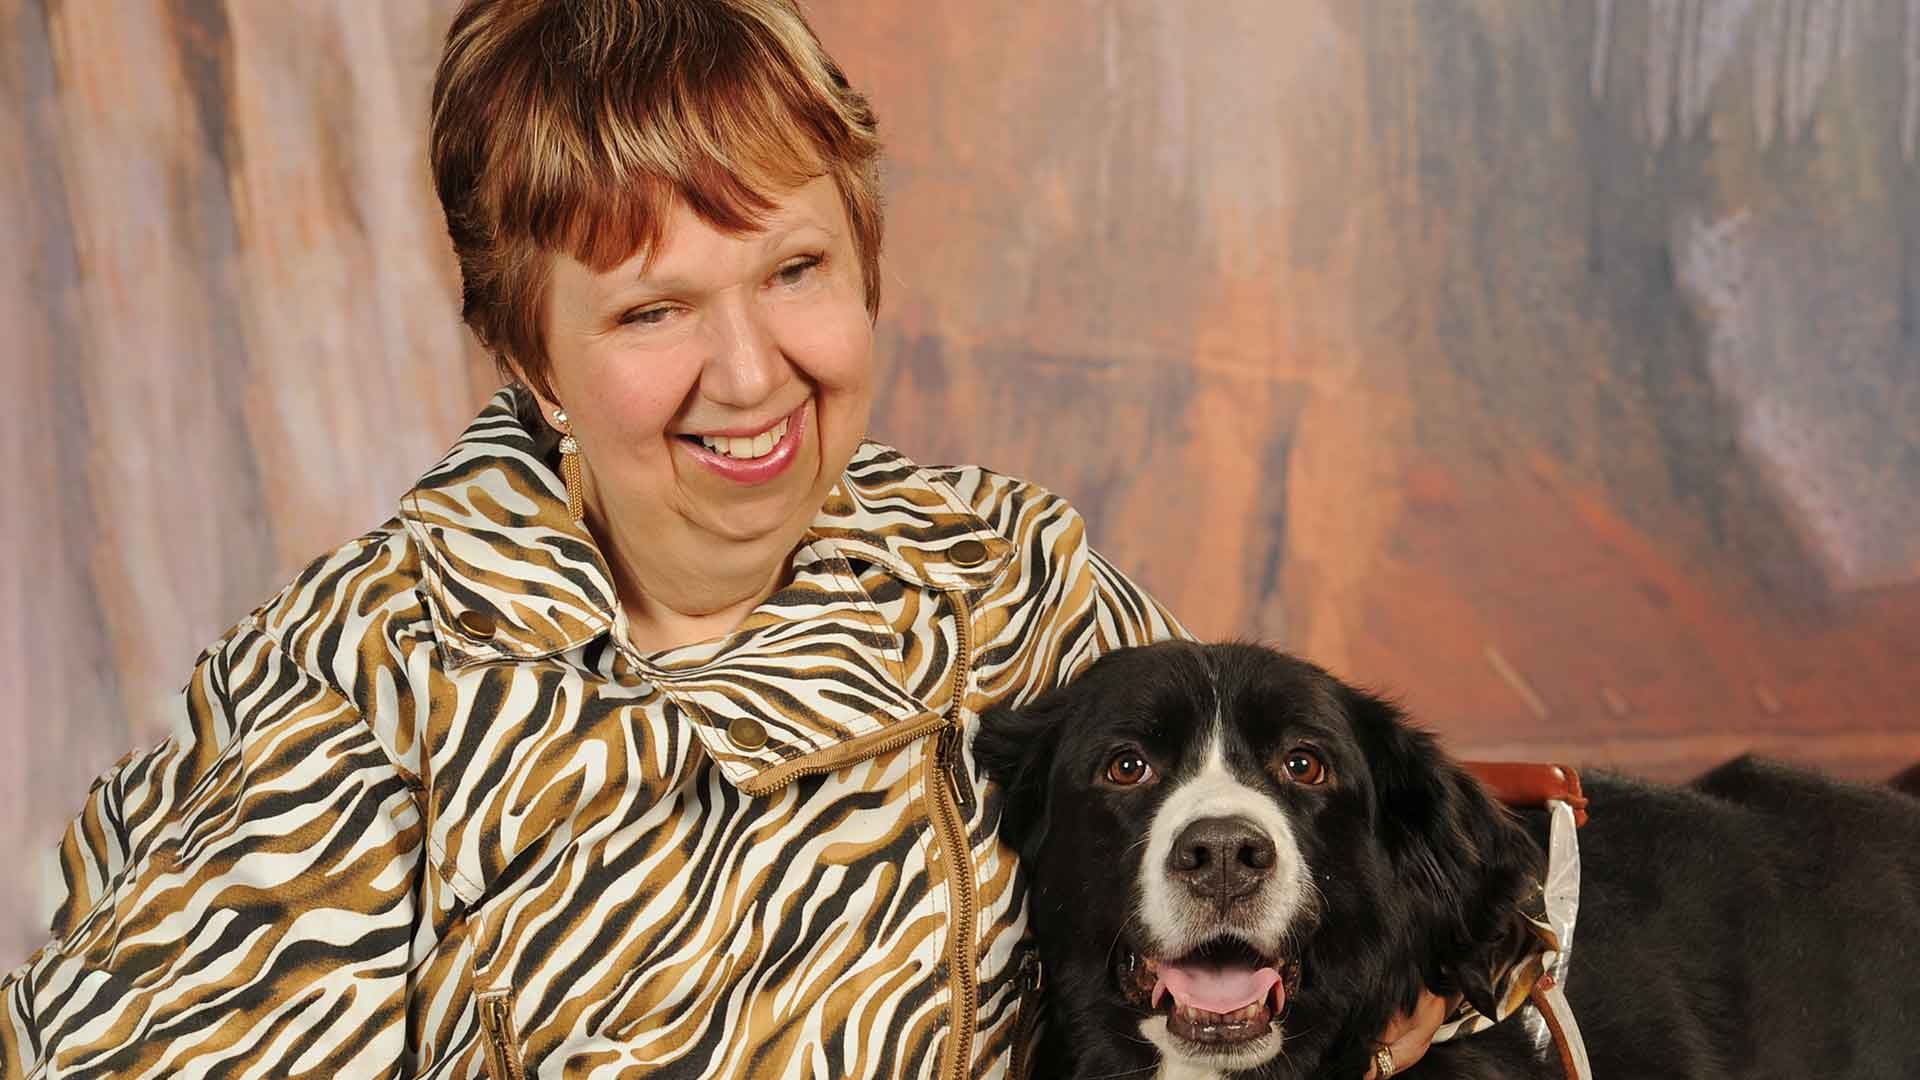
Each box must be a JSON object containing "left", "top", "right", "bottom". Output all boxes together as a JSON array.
[
  {"left": 977, "top": 642, "right": 1920, "bottom": 1079},
  {"left": 1892, "top": 764, "right": 1920, "bottom": 799}
]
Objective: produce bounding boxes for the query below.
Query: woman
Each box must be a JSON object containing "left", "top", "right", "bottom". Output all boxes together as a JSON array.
[{"left": 1, "top": 1, "right": 1445, "bottom": 1075}]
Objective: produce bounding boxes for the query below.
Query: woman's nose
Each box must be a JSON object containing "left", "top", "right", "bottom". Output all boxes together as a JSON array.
[{"left": 702, "top": 298, "right": 788, "bottom": 407}]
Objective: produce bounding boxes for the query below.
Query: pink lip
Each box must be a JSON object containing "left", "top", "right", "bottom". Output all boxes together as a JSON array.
[{"left": 678, "top": 401, "right": 808, "bottom": 485}]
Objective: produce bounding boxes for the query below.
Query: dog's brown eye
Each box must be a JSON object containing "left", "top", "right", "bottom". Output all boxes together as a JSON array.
[
  {"left": 1283, "top": 749, "right": 1328, "bottom": 785},
  {"left": 1104, "top": 751, "right": 1155, "bottom": 787}
]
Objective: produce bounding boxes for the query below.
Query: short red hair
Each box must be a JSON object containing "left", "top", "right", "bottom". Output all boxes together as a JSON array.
[{"left": 430, "top": 0, "right": 884, "bottom": 398}]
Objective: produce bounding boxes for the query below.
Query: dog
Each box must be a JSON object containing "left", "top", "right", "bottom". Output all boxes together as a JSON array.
[{"left": 975, "top": 641, "right": 1920, "bottom": 1079}]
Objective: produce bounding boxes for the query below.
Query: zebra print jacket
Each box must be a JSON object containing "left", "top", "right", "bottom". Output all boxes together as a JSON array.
[{"left": 2, "top": 387, "right": 1183, "bottom": 1079}]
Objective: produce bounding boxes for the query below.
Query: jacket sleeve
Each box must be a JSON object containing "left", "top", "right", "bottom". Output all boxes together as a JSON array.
[
  {"left": 980, "top": 477, "right": 1190, "bottom": 693},
  {"left": 1, "top": 618, "right": 423, "bottom": 1078},
  {"left": 1054, "top": 505, "right": 1193, "bottom": 681}
]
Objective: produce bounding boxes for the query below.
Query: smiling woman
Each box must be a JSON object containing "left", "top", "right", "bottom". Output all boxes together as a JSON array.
[
  {"left": 0, "top": 2, "right": 1458, "bottom": 1078},
  {"left": 1, "top": 1, "right": 1193, "bottom": 1076}
]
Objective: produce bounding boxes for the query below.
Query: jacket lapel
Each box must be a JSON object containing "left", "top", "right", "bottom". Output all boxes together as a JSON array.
[{"left": 401, "top": 388, "right": 1012, "bottom": 792}]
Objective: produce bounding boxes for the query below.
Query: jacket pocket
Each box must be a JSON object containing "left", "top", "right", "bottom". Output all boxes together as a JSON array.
[
  {"left": 1007, "top": 947, "right": 1047, "bottom": 1080},
  {"left": 476, "top": 990, "right": 528, "bottom": 1080}
]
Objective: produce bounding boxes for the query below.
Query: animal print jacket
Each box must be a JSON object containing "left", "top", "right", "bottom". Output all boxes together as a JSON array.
[{"left": 1, "top": 388, "right": 1183, "bottom": 1079}]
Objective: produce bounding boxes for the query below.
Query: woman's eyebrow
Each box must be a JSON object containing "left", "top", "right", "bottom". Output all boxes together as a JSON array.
[
  {"left": 759, "top": 220, "right": 839, "bottom": 249},
  {"left": 602, "top": 270, "right": 695, "bottom": 299},
  {"left": 615, "top": 224, "right": 840, "bottom": 294}
]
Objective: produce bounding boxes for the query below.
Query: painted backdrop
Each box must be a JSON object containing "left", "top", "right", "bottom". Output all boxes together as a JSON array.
[{"left": 5, "top": 0, "right": 1917, "bottom": 962}]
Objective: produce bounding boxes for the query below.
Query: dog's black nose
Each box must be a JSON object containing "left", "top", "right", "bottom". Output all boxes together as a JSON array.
[{"left": 1166, "top": 816, "right": 1276, "bottom": 901}]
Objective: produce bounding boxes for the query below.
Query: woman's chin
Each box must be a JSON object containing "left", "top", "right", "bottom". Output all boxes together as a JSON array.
[{"left": 684, "top": 482, "right": 825, "bottom": 552}]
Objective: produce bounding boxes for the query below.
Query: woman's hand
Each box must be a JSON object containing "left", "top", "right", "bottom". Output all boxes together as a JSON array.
[{"left": 1362, "top": 988, "right": 1453, "bottom": 1078}]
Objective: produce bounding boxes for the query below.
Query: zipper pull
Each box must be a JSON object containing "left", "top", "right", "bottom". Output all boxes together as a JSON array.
[
  {"left": 940, "top": 722, "right": 977, "bottom": 818},
  {"left": 1018, "top": 949, "right": 1045, "bottom": 996},
  {"left": 1009, "top": 949, "right": 1048, "bottom": 1080},
  {"left": 477, "top": 993, "right": 526, "bottom": 1080}
]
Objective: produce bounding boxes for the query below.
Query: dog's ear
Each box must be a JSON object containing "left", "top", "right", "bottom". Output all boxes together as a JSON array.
[
  {"left": 975, "top": 689, "right": 1077, "bottom": 859},
  {"left": 1344, "top": 685, "right": 1540, "bottom": 1020}
]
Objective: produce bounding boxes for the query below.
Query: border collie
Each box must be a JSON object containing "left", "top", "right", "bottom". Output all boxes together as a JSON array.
[{"left": 976, "top": 641, "right": 1920, "bottom": 1079}]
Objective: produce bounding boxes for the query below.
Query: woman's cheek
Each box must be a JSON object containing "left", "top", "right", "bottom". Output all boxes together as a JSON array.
[
  {"left": 772, "top": 305, "right": 872, "bottom": 390},
  {"left": 603, "top": 351, "right": 706, "bottom": 427}
]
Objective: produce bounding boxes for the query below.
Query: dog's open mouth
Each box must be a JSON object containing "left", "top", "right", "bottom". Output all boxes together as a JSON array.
[{"left": 1116, "top": 938, "right": 1302, "bottom": 1046}]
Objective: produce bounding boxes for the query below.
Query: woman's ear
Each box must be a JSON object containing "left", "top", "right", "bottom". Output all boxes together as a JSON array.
[
  {"left": 974, "top": 692, "right": 1075, "bottom": 860},
  {"left": 1346, "top": 686, "right": 1539, "bottom": 1019},
  {"left": 510, "top": 367, "right": 564, "bottom": 431}
]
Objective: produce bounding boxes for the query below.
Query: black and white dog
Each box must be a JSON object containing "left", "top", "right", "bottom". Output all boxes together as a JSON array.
[{"left": 977, "top": 641, "right": 1920, "bottom": 1079}]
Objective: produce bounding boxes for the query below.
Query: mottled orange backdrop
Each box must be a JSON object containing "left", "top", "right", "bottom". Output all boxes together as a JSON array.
[{"left": 5, "top": 0, "right": 1917, "bottom": 960}]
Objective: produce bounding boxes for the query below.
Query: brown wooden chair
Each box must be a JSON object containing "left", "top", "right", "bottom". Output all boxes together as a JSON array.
[{"left": 1466, "top": 761, "right": 1589, "bottom": 827}]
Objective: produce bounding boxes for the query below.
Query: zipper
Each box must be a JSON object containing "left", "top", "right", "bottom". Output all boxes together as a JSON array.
[
  {"left": 742, "top": 710, "right": 949, "bottom": 797},
  {"left": 476, "top": 991, "right": 526, "bottom": 1080},
  {"left": 932, "top": 591, "right": 979, "bottom": 1080},
  {"left": 636, "top": 629, "right": 955, "bottom": 800},
  {"left": 1008, "top": 948, "right": 1047, "bottom": 1080}
]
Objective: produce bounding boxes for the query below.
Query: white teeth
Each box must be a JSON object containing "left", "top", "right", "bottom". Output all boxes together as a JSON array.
[{"left": 699, "top": 417, "right": 788, "bottom": 460}]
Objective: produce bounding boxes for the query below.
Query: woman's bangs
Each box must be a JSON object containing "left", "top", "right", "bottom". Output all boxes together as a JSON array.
[{"left": 551, "top": 60, "right": 835, "bottom": 274}]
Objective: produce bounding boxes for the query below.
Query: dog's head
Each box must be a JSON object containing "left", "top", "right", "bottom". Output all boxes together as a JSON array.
[{"left": 977, "top": 642, "right": 1539, "bottom": 1078}]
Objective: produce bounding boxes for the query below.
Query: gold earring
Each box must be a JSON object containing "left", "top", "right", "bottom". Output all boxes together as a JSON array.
[{"left": 554, "top": 410, "right": 585, "bottom": 523}]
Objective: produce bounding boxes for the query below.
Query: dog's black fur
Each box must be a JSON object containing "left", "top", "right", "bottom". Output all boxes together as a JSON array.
[
  {"left": 1892, "top": 764, "right": 1920, "bottom": 800},
  {"left": 977, "top": 642, "right": 1920, "bottom": 1079}
]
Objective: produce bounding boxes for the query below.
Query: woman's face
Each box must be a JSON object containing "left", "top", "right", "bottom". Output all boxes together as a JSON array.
[{"left": 536, "top": 175, "right": 875, "bottom": 594}]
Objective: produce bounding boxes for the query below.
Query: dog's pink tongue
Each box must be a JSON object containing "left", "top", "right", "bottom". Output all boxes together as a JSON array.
[{"left": 1151, "top": 963, "right": 1282, "bottom": 1015}]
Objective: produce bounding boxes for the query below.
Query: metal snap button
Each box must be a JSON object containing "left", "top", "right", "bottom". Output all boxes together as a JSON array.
[
  {"left": 456, "top": 610, "right": 497, "bottom": 639},
  {"left": 949, "top": 538, "right": 990, "bottom": 567},
  {"left": 727, "top": 716, "right": 769, "bottom": 751}
]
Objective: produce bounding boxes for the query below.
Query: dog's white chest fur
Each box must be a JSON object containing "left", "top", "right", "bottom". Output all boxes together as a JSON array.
[{"left": 1154, "top": 1062, "right": 1225, "bottom": 1080}]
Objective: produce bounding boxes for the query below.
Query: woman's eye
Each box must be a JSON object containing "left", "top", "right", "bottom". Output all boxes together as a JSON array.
[
  {"left": 1282, "top": 748, "right": 1328, "bottom": 786},
  {"left": 1103, "top": 750, "right": 1155, "bottom": 787},
  {"left": 773, "top": 255, "right": 822, "bottom": 287},
  {"left": 619, "top": 305, "right": 675, "bottom": 328}
]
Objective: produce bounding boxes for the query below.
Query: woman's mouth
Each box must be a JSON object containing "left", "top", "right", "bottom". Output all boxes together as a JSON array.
[{"left": 678, "top": 402, "right": 808, "bottom": 484}]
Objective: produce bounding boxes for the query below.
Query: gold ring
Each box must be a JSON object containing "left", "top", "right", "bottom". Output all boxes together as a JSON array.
[{"left": 1374, "top": 1044, "right": 1397, "bottom": 1078}]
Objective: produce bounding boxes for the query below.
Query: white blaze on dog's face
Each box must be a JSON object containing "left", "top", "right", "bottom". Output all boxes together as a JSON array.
[
  {"left": 1134, "top": 716, "right": 1314, "bottom": 1074},
  {"left": 1141, "top": 721, "right": 1313, "bottom": 957}
]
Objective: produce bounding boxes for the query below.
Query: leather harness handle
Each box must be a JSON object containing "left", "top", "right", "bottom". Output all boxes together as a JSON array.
[
  {"left": 1464, "top": 761, "right": 1589, "bottom": 827},
  {"left": 1529, "top": 974, "right": 1583, "bottom": 1080}
]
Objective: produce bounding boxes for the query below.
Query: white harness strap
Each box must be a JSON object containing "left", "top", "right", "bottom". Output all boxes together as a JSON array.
[
  {"left": 1533, "top": 798, "right": 1593, "bottom": 1080},
  {"left": 1431, "top": 799, "right": 1592, "bottom": 1080}
]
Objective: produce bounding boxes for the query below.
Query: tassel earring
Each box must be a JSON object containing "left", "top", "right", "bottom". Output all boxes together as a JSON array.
[{"left": 554, "top": 410, "right": 585, "bottom": 523}]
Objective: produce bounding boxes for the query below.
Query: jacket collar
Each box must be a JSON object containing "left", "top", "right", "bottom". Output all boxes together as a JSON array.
[{"left": 399, "top": 387, "right": 1010, "bottom": 668}]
